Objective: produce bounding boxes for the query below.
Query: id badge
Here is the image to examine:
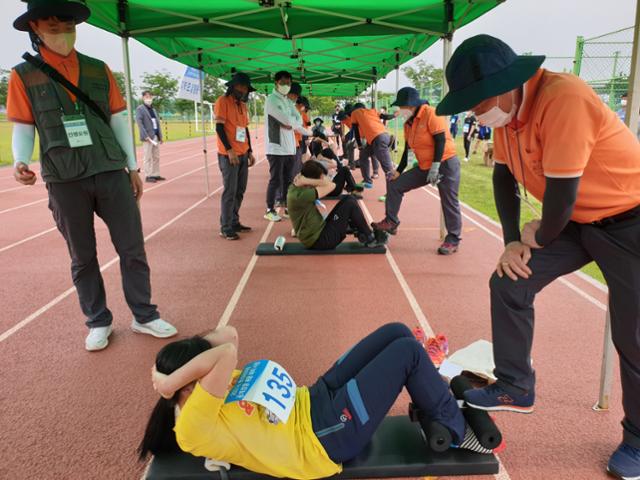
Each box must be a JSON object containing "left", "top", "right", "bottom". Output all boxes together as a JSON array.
[
  {"left": 463, "top": 123, "right": 470, "bottom": 134},
  {"left": 236, "top": 126, "right": 247, "bottom": 142},
  {"left": 225, "top": 360, "right": 297, "bottom": 424},
  {"left": 62, "top": 114, "right": 93, "bottom": 148}
]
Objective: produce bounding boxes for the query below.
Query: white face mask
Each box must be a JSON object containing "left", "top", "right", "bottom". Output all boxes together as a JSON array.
[
  {"left": 143, "top": 98, "right": 153, "bottom": 106},
  {"left": 476, "top": 93, "right": 518, "bottom": 128},
  {"left": 621, "top": 99, "right": 628, "bottom": 107},
  {"left": 277, "top": 84, "right": 291, "bottom": 96},
  {"left": 40, "top": 31, "right": 76, "bottom": 56},
  {"left": 398, "top": 108, "right": 413, "bottom": 120}
]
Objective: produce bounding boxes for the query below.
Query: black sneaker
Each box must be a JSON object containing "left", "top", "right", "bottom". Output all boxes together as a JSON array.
[
  {"left": 219, "top": 229, "right": 240, "bottom": 240},
  {"left": 145, "top": 176, "right": 157, "bottom": 183},
  {"left": 153, "top": 176, "right": 166, "bottom": 181},
  {"left": 233, "top": 224, "right": 252, "bottom": 233}
]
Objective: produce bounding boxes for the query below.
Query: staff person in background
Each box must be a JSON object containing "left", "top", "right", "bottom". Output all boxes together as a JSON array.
[
  {"left": 135, "top": 91, "right": 165, "bottom": 183},
  {"left": 437, "top": 34, "right": 640, "bottom": 480},
  {"left": 214, "top": 72, "right": 256, "bottom": 241},
  {"left": 9, "top": 0, "right": 177, "bottom": 351}
]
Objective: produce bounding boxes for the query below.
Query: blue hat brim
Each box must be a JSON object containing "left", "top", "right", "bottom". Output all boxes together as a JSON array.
[
  {"left": 436, "top": 55, "right": 545, "bottom": 115},
  {"left": 14, "top": 2, "right": 90, "bottom": 32}
]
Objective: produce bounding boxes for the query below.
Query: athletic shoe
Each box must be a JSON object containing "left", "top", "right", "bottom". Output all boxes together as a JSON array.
[
  {"left": 350, "top": 192, "right": 363, "bottom": 199},
  {"left": 378, "top": 195, "right": 386, "bottom": 202},
  {"left": 352, "top": 184, "right": 364, "bottom": 192},
  {"left": 373, "top": 228, "right": 389, "bottom": 245},
  {"left": 456, "top": 423, "right": 493, "bottom": 454},
  {"left": 232, "top": 224, "right": 252, "bottom": 232},
  {"left": 145, "top": 176, "right": 157, "bottom": 183},
  {"left": 464, "top": 157, "right": 469, "bottom": 162},
  {"left": 464, "top": 383, "right": 535, "bottom": 414},
  {"left": 264, "top": 210, "right": 282, "bottom": 222},
  {"left": 364, "top": 231, "right": 388, "bottom": 248},
  {"left": 372, "top": 173, "right": 379, "bottom": 179},
  {"left": 412, "top": 326, "right": 426, "bottom": 346},
  {"left": 371, "top": 218, "right": 399, "bottom": 235},
  {"left": 291, "top": 228, "right": 297, "bottom": 238},
  {"left": 85, "top": 325, "right": 113, "bottom": 351},
  {"left": 437, "top": 242, "right": 459, "bottom": 255},
  {"left": 220, "top": 229, "right": 240, "bottom": 240},
  {"left": 425, "top": 334, "right": 449, "bottom": 368},
  {"left": 153, "top": 176, "right": 166, "bottom": 181},
  {"left": 281, "top": 208, "right": 290, "bottom": 219},
  {"left": 362, "top": 182, "right": 373, "bottom": 189},
  {"left": 608, "top": 443, "right": 640, "bottom": 480},
  {"left": 131, "top": 318, "right": 178, "bottom": 338}
]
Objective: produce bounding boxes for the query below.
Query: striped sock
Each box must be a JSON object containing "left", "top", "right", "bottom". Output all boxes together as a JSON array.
[{"left": 458, "top": 424, "right": 493, "bottom": 455}]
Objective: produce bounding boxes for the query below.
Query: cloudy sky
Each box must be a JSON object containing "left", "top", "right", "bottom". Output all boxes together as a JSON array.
[{"left": 1, "top": 1, "right": 637, "bottom": 94}]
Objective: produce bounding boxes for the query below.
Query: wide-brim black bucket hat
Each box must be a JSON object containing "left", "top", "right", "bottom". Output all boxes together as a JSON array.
[
  {"left": 14, "top": 0, "right": 91, "bottom": 32},
  {"left": 225, "top": 72, "right": 256, "bottom": 92},
  {"left": 436, "top": 34, "right": 545, "bottom": 116}
]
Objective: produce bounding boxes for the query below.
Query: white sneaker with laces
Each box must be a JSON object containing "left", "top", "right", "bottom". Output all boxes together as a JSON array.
[
  {"left": 131, "top": 318, "right": 178, "bottom": 338},
  {"left": 85, "top": 325, "right": 113, "bottom": 351},
  {"left": 464, "top": 157, "right": 469, "bottom": 162}
]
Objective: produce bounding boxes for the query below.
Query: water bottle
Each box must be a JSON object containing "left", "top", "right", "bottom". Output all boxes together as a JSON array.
[{"left": 274, "top": 236, "right": 286, "bottom": 251}]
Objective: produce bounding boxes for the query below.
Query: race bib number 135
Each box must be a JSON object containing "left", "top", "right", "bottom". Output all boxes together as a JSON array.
[{"left": 225, "top": 360, "right": 297, "bottom": 423}]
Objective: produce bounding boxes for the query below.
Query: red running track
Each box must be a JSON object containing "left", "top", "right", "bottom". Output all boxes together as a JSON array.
[{"left": 0, "top": 133, "right": 620, "bottom": 480}]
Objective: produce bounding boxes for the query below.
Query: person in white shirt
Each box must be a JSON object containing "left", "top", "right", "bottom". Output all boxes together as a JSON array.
[{"left": 264, "top": 71, "right": 311, "bottom": 221}]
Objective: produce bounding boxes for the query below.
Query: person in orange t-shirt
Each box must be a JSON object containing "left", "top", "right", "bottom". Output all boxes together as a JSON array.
[
  {"left": 8, "top": 0, "right": 178, "bottom": 351},
  {"left": 372, "top": 87, "right": 461, "bottom": 255},
  {"left": 438, "top": 35, "right": 640, "bottom": 477},
  {"left": 349, "top": 103, "right": 394, "bottom": 187},
  {"left": 214, "top": 72, "right": 256, "bottom": 240}
]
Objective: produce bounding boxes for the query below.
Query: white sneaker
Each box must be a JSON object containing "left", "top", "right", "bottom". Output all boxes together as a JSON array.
[
  {"left": 291, "top": 228, "right": 297, "bottom": 237},
  {"left": 464, "top": 157, "right": 469, "bottom": 162},
  {"left": 131, "top": 318, "right": 178, "bottom": 338},
  {"left": 85, "top": 325, "right": 113, "bottom": 351},
  {"left": 264, "top": 210, "right": 282, "bottom": 222}
]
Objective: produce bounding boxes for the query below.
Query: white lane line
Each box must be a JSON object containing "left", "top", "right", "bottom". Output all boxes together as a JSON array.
[
  {"left": 421, "top": 186, "right": 608, "bottom": 313},
  {"left": 494, "top": 455, "right": 512, "bottom": 480},
  {"left": 217, "top": 221, "right": 274, "bottom": 329},
  {"left": 358, "top": 199, "right": 435, "bottom": 338},
  {"left": 0, "top": 186, "right": 223, "bottom": 344},
  {"left": 0, "top": 184, "right": 43, "bottom": 194},
  {"left": 0, "top": 227, "right": 58, "bottom": 254}
]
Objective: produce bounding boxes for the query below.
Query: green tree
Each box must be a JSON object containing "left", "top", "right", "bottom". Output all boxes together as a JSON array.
[
  {"left": 203, "top": 74, "right": 227, "bottom": 103},
  {"left": 307, "top": 95, "right": 339, "bottom": 117},
  {"left": 403, "top": 60, "right": 444, "bottom": 103},
  {"left": 140, "top": 70, "right": 178, "bottom": 114},
  {"left": 0, "top": 69, "right": 10, "bottom": 107}
]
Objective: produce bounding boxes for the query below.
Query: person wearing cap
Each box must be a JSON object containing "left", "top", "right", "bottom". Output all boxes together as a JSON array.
[
  {"left": 372, "top": 87, "right": 462, "bottom": 255},
  {"left": 338, "top": 104, "right": 357, "bottom": 170},
  {"left": 437, "top": 34, "right": 640, "bottom": 478},
  {"left": 264, "top": 72, "right": 311, "bottom": 222},
  {"left": 312, "top": 117, "right": 327, "bottom": 138},
  {"left": 349, "top": 103, "right": 394, "bottom": 187},
  {"left": 8, "top": 0, "right": 178, "bottom": 351},
  {"left": 214, "top": 72, "right": 256, "bottom": 240},
  {"left": 135, "top": 90, "right": 165, "bottom": 183}
]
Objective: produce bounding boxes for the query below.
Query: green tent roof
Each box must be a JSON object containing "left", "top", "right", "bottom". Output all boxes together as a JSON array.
[{"left": 86, "top": 0, "right": 502, "bottom": 96}]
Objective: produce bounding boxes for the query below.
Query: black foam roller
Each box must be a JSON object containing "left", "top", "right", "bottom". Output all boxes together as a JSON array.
[
  {"left": 450, "top": 375, "right": 503, "bottom": 450},
  {"left": 422, "top": 420, "right": 452, "bottom": 453}
]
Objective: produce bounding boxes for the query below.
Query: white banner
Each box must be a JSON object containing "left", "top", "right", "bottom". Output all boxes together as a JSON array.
[{"left": 177, "top": 67, "right": 204, "bottom": 102}]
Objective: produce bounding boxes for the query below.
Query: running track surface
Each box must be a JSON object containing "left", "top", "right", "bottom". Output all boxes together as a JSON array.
[{"left": 0, "top": 132, "right": 621, "bottom": 480}]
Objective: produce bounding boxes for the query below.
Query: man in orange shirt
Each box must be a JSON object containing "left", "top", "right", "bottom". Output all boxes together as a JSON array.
[
  {"left": 349, "top": 103, "right": 394, "bottom": 187},
  {"left": 372, "top": 87, "right": 461, "bottom": 255},
  {"left": 9, "top": 0, "right": 177, "bottom": 351},
  {"left": 438, "top": 35, "right": 640, "bottom": 477},
  {"left": 214, "top": 72, "right": 256, "bottom": 240}
]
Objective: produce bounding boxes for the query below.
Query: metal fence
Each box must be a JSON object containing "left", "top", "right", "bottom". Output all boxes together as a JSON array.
[{"left": 573, "top": 27, "right": 634, "bottom": 110}]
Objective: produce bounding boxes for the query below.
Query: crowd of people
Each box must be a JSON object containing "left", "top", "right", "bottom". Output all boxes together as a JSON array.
[{"left": 7, "top": 2, "right": 640, "bottom": 480}]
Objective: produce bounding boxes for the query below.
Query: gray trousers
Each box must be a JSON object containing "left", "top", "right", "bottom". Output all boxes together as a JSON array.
[
  {"left": 266, "top": 154, "right": 295, "bottom": 210},
  {"left": 359, "top": 133, "right": 393, "bottom": 183},
  {"left": 490, "top": 214, "right": 640, "bottom": 447},
  {"left": 218, "top": 153, "right": 249, "bottom": 231},
  {"left": 385, "top": 156, "right": 462, "bottom": 245},
  {"left": 47, "top": 170, "right": 159, "bottom": 329}
]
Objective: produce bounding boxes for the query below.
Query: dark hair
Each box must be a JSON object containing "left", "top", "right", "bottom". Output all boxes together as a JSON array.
[
  {"left": 274, "top": 70, "right": 292, "bottom": 82},
  {"left": 142, "top": 91, "right": 152, "bottom": 97},
  {"left": 29, "top": 31, "right": 42, "bottom": 52},
  {"left": 138, "top": 336, "right": 212, "bottom": 460},
  {"left": 309, "top": 140, "right": 323, "bottom": 157},
  {"left": 301, "top": 160, "right": 327, "bottom": 179}
]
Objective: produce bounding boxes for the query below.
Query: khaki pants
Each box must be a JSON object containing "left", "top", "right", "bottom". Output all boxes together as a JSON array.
[{"left": 143, "top": 137, "right": 160, "bottom": 177}]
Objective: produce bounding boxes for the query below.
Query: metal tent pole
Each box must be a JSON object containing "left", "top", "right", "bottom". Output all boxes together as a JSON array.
[
  {"left": 440, "top": 33, "right": 454, "bottom": 241},
  {"left": 118, "top": 0, "right": 136, "bottom": 168},
  {"left": 394, "top": 52, "right": 400, "bottom": 160},
  {"left": 198, "top": 54, "right": 210, "bottom": 196}
]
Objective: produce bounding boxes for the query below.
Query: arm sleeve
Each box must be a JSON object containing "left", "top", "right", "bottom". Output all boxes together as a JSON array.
[
  {"left": 215, "top": 123, "right": 233, "bottom": 151},
  {"left": 11, "top": 123, "right": 36, "bottom": 166},
  {"left": 396, "top": 142, "right": 409, "bottom": 174},
  {"left": 432, "top": 132, "right": 445, "bottom": 165},
  {"left": 109, "top": 111, "right": 137, "bottom": 170},
  {"left": 535, "top": 177, "right": 580, "bottom": 246},
  {"left": 353, "top": 125, "right": 362, "bottom": 147},
  {"left": 493, "top": 163, "right": 521, "bottom": 245},
  {"left": 246, "top": 128, "right": 252, "bottom": 152}
]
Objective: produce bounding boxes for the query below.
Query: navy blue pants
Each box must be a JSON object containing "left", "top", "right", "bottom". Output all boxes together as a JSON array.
[{"left": 309, "top": 323, "right": 464, "bottom": 463}]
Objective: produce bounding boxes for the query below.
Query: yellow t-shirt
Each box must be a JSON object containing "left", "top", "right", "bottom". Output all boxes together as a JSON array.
[{"left": 174, "top": 371, "right": 342, "bottom": 479}]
